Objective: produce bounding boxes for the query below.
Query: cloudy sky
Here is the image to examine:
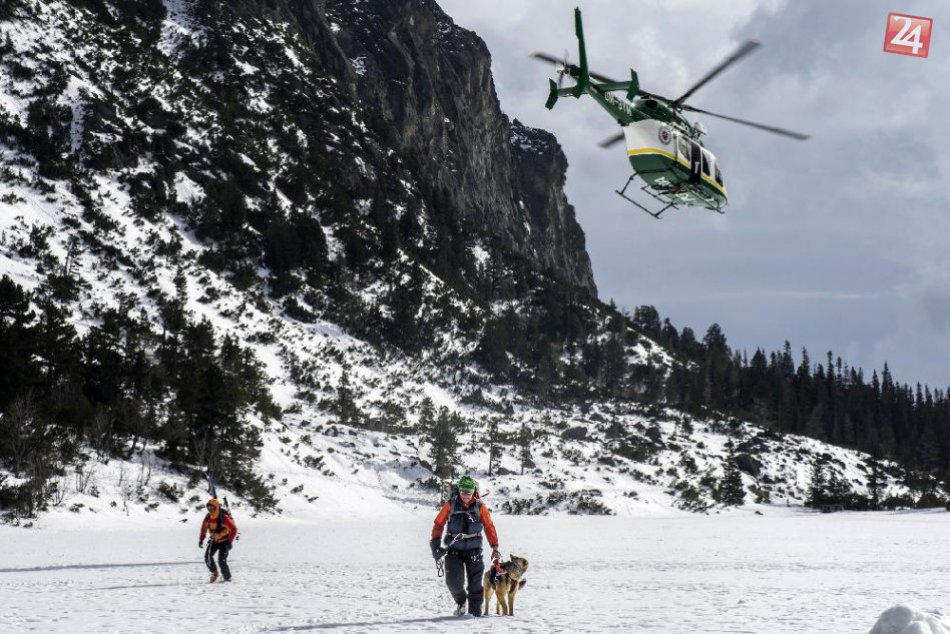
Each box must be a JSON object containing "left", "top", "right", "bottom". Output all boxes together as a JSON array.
[{"left": 438, "top": 0, "right": 950, "bottom": 388}]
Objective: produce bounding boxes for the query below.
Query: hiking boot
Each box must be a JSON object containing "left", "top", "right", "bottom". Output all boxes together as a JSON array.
[
  {"left": 224, "top": 577, "right": 232, "bottom": 582},
  {"left": 209, "top": 572, "right": 219, "bottom": 583},
  {"left": 453, "top": 603, "right": 466, "bottom": 617}
]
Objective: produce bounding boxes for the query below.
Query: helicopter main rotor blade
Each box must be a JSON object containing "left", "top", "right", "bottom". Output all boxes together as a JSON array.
[
  {"left": 529, "top": 51, "right": 616, "bottom": 83},
  {"left": 598, "top": 131, "right": 626, "bottom": 148},
  {"left": 680, "top": 104, "right": 810, "bottom": 140},
  {"left": 529, "top": 51, "right": 562, "bottom": 65},
  {"left": 671, "top": 40, "right": 760, "bottom": 107}
]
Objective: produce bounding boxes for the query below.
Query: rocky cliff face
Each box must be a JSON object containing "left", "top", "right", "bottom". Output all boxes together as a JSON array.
[{"left": 303, "top": 0, "right": 596, "bottom": 293}]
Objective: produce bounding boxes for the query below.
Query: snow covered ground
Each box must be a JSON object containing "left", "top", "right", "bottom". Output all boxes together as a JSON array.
[{"left": 3, "top": 505, "right": 950, "bottom": 633}]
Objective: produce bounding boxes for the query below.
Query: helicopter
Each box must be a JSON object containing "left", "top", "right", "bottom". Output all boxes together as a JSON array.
[{"left": 531, "top": 8, "right": 809, "bottom": 218}]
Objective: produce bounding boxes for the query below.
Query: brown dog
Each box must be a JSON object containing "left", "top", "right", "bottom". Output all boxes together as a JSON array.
[{"left": 483, "top": 555, "right": 529, "bottom": 616}]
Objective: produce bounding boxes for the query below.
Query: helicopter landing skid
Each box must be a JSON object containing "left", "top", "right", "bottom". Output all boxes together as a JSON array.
[{"left": 615, "top": 174, "right": 677, "bottom": 219}]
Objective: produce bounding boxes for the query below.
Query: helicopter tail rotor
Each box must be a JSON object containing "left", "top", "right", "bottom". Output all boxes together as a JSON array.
[
  {"left": 557, "top": 50, "right": 570, "bottom": 88},
  {"left": 529, "top": 51, "right": 573, "bottom": 87},
  {"left": 545, "top": 79, "right": 560, "bottom": 110},
  {"left": 531, "top": 49, "right": 588, "bottom": 109}
]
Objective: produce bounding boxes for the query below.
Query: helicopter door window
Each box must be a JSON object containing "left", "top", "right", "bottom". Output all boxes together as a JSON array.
[
  {"left": 715, "top": 163, "right": 724, "bottom": 187},
  {"left": 700, "top": 150, "right": 710, "bottom": 177},
  {"left": 689, "top": 141, "right": 702, "bottom": 182},
  {"left": 677, "top": 136, "right": 690, "bottom": 161}
]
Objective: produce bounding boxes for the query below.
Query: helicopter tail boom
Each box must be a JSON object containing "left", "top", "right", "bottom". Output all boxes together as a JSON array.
[
  {"left": 572, "top": 7, "right": 590, "bottom": 98},
  {"left": 545, "top": 79, "right": 579, "bottom": 110}
]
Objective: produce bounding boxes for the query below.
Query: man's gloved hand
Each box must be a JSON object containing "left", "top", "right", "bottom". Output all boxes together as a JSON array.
[
  {"left": 491, "top": 548, "right": 501, "bottom": 562},
  {"left": 199, "top": 540, "right": 205, "bottom": 548},
  {"left": 430, "top": 538, "right": 447, "bottom": 560}
]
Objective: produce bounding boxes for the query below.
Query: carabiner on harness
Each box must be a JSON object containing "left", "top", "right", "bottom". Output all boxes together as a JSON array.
[{"left": 448, "top": 532, "right": 480, "bottom": 546}]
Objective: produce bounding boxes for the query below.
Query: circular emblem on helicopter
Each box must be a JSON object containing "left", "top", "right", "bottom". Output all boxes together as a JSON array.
[{"left": 657, "top": 125, "right": 673, "bottom": 145}]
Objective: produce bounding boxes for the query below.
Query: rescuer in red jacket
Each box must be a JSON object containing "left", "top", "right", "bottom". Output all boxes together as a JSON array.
[
  {"left": 430, "top": 476, "right": 500, "bottom": 616},
  {"left": 199, "top": 498, "right": 237, "bottom": 583}
]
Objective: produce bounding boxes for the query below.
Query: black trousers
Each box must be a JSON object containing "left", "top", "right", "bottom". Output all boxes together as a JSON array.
[
  {"left": 445, "top": 550, "right": 484, "bottom": 615},
  {"left": 205, "top": 542, "right": 231, "bottom": 579}
]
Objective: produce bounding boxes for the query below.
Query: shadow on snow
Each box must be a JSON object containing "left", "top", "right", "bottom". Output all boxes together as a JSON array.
[
  {"left": 268, "top": 616, "right": 472, "bottom": 631},
  {"left": 0, "top": 561, "right": 199, "bottom": 574}
]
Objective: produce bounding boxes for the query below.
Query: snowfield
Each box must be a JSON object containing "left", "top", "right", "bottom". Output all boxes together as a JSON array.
[{"left": 4, "top": 504, "right": 950, "bottom": 633}]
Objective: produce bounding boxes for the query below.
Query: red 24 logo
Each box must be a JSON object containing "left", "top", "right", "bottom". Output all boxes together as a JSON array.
[{"left": 884, "top": 13, "right": 932, "bottom": 58}]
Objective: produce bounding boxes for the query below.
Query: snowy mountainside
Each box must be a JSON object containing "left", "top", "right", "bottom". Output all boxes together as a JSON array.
[{"left": 0, "top": 0, "right": 924, "bottom": 526}]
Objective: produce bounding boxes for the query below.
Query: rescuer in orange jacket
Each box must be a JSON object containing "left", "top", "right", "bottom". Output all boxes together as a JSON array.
[
  {"left": 430, "top": 475, "right": 500, "bottom": 617},
  {"left": 199, "top": 498, "right": 237, "bottom": 583}
]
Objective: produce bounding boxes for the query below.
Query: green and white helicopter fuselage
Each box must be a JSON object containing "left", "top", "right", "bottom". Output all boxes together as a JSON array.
[
  {"left": 620, "top": 116, "right": 727, "bottom": 210},
  {"left": 597, "top": 90, "right": 728, "bottom": 211},
  {"left": 534, "top": 8, "right": 807, "bottom": 218}
]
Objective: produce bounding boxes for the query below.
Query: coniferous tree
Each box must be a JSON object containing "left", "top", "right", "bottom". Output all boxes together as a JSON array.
[
  {"left": 867, "top": 456, "right": 885, "bottom": 511},
  {"left": 0, "top": 276, "right": 40, "bottom": 410},
  {"left": 518, "top": 421, "right": 533, "bottom": 475},
  {"left": 718, "top": 441, "right": 745, "bottom": 506},
  {"left": 825, "top": 469, "right": 852, "bottom": 507},
  {"left": 335, "top": 365, "right": 359, "bottom": 427},
  {"left": 415, "top": 395, "right": 434, "bottom": 427},
  {"left": 702, "top": 324, "right": 731, "bottom": 411},
  {"left": 807, "top": 460, "right": 828, "bottom": 508},
  {"left": 486, "top": 416, "right": 502, "bottom": 476},
  {"left": 603, "top": 312, "right": 627, "bottom": 397},
  {"left": 632, "top": 305, "right": 661, "bottom": 340},
  {"left": 386, "top": 263, "right": 424, "bottom": 352},
  {"left": 426, "top": 405, "right": 459, "bottom": 480},
  {"left": 34, "top": 293, "right": 80, "bottom": 398}
]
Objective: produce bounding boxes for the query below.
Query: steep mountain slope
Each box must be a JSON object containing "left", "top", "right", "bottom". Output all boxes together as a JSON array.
[{"left": 0, "top": 0, "right": 927, "bottom": 524}]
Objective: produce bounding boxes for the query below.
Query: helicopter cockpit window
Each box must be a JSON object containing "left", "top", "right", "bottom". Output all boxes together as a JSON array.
[
  {"left": 715, "top": 163, "right": 724, "bottom": 187},
  {"left": 700, "top": 150, "right": 710, "bottom": 176}
]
